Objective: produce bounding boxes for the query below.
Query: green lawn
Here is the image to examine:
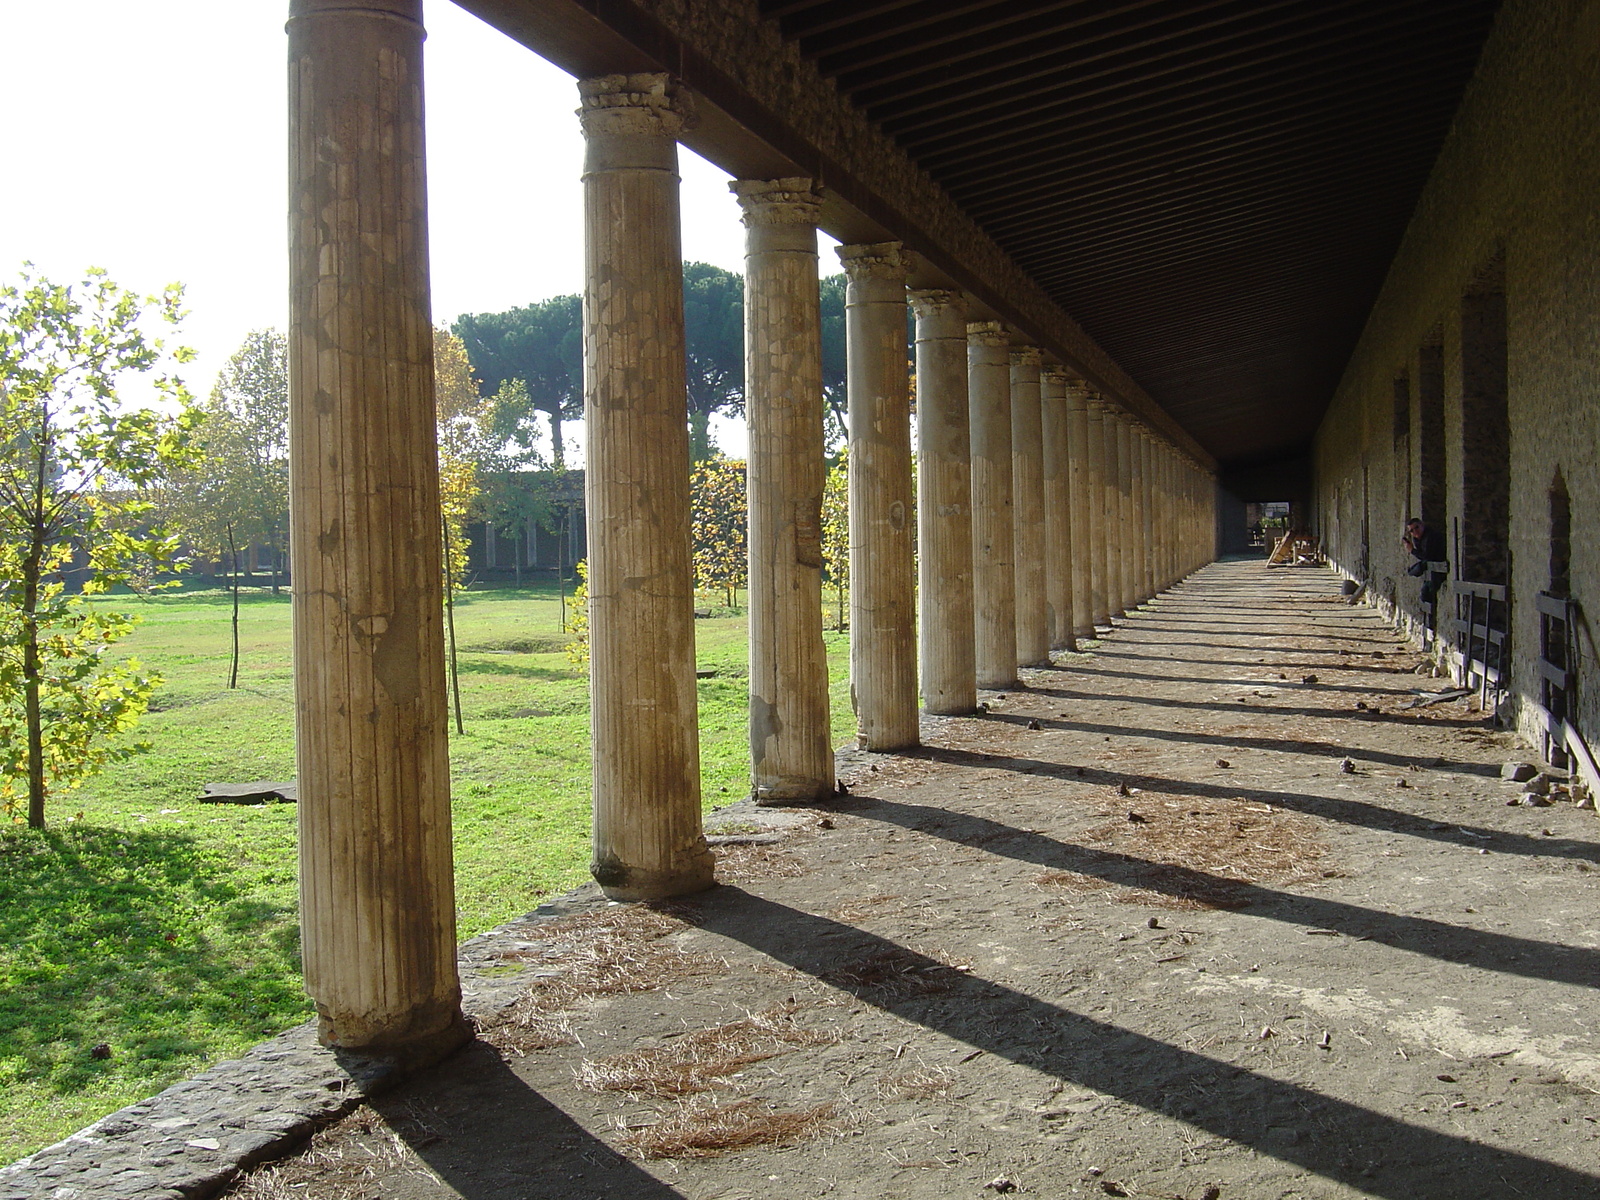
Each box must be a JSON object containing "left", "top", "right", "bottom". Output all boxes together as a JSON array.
[{"left": 0, "top": 582, "right": 855, "bottom": 1162}]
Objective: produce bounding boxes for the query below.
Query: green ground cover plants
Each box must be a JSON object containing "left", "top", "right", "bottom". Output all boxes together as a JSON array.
[{"left": 0, "top": 582, "right": 854, "bottom": 1162}]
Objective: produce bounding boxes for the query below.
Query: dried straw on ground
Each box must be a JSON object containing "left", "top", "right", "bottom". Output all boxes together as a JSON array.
[
  {"left": 619, "top": 1098, "right": 837, "bottom": 1160},
  {"left": 1038, "top": 801, "right": 1330, "bottom": 910},
  {"left": 577, "top": 1005, "right": 834, "bottom": 1098},
  {"left": 479, "top": 905, "right": 714, "bottom": 1052}
]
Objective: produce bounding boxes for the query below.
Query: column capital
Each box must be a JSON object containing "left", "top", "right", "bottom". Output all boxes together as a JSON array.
[
  {"left": 731, "top": 177, "right": 823, "bottom": 227},
  {"left": 290, "top": 0, "right": 422, "bottom": 24},
  {"left": 966, "top": 320, "right": 1009, "bottom": 347},
  {"left": 577, "top": 73, "right": 695, "bottom": 140},
  {"left": 909, "top": 288, "right": 965, "bottom": 319},
  {"left": 837, "top": 241, "right": 911, "bottom": 281},
  {"left": 1010, "top": 345, "right": 1043, "bottom": 367}
]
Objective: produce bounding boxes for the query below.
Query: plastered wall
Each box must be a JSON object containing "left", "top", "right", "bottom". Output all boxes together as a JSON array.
[{"left": 1312, "top": 0, "right": 1600, "bottom": 753}]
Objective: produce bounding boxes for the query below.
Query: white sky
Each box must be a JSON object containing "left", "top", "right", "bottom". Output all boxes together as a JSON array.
[{"left": 0, "top": 0, "right": 828, "bottom": 457}]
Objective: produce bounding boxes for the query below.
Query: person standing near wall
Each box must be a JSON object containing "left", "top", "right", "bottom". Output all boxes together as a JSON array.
[{"left": 1404, "top": 516, "right": 1447, "bottom": 606}]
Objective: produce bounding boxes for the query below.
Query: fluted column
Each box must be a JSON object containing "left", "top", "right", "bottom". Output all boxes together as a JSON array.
[
  {"left": 580, "top": 74, "right": 713, "bottom": 899},
  {"left": 1085, "top": 397, "right": 1110, "bottom": 628},
  {"left": 1135, "top": 428, "right": 1153, "bottom": 603},
  {"left": 1064, "top": 379, "right": 1095, "bottom": 639},
  {"left": 1011, "top": 347, "right": 1050, "bottom": 666},
  {"left": 287, "top": 0, "right": 464, "bottom": 1057},
  {"left": 735, "top": 178, "right": 834, "bottom": 803},
  {"left": 1041, "top": 366, "right": 1074, "bottom": 652},
  {"left": 1114, "top": 409, "right": 1136, "bottom": 614},
  {"left": 1157, "top": 441, "right": 1173, "bottom": 590},
  {"left": 968, "top": 322, "right": 1017, "bottom": 689},
  {"left": 912, "top": 290, "right": 977, "bottom": 715},
  {"left": 840, "top": 243, "right": 917, "bottom": 750}
]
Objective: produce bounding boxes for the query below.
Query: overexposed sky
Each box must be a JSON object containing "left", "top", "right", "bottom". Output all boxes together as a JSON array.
[{"left": 1, "top": 0, "right": 792, "bottom": 454}]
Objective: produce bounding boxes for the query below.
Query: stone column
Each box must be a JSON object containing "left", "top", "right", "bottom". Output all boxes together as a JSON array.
[
  {"left": 1064, "top": 379, "right": 1095, "bottom": 639},
  {"left": 1011, "top": 347, "right": 1050, "bottom": 666},
  {"left": 912, "top": 290, "right": 977, "bottom": 716},
  {"left": 735, "top": 178, "right": 834, "bottom": 802},
  {"left": 1040, "top": 366, "right": 1074, "bottom": 652},
  {"left": 1135, "top": 428, "right": 1153, "bottom": 603},
  {"left": 1085, "top": 397, "right": 1110, "bottom": 628},
  {"left": 840, "top": 243, "right": 917, "bottom": 750},
  {"left": 1114, "top": 410, "right": 1136, "bottom": 615},
  {"left": 287, "top": 0, "right": 464, "bottom": 1058},
  {"left": 579, "top": 74, "right": 713, "bottom": 899},
  {"left": 968, "top": 322, "right": 1017, "bottom": 689}
]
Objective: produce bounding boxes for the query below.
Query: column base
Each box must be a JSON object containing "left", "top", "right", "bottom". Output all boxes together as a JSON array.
[
  {"left": 593, "top": 847, "right": 717, "bottom": 901},
  {"left": 315, "top": 1001, "right": 471, "bottom": 1072},
  {"left": 923, "top": 701, "right": 979, "bottom": 717},
  {"left": 753, "top": 776, "right": 836, "bottom": 806},
  {"left": 856, "top": 732, "right": 920, "bottom": 752},
  {"left": 977, "top": 675, "right": 1020, "bottom": 690}
]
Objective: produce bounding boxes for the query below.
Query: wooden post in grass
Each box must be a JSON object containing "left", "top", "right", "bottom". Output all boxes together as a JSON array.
[
  {"left": 578, "top": 73, "right": 713, "bottom": 896},
  {"left": 287, "top": 0, "right": 465, "bottom": 1060}
]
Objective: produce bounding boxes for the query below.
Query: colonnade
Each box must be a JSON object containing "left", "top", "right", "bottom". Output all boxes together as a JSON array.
[{"left": 284, "top": 5, "right": 1216, "bottom": 1057}]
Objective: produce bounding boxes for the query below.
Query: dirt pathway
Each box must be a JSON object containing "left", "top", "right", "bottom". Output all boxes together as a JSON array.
[{"left": 230, "top": 561, "right": 1600, "bottom": 1200}]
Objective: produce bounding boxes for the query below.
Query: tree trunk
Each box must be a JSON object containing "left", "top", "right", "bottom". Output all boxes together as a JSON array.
[
  {"left": 227, "top": 523, "right": 241, "bottom": 689},
  {"left": 688, "top": 407, "right": 712, "bottom": 462},
  {"left": 549, "top": 408, "right": 566, "bottom": 470},
  {"left": 22, "top": 543, "right": 45, "bottom": 830},
  {"left": 443, "top": 518, "right": 464, "bottom": 736}
]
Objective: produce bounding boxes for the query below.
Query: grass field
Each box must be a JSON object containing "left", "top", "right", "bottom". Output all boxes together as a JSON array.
[{"left": 0, "top": 582, "right": 855, "bottom": 1162}]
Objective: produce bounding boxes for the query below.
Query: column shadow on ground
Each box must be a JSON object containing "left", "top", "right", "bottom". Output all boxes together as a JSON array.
[
  {"left": 1026, "top": 684, "right": 1484, "bottom": 729},
  {"left": 1050, "top": 663, "right": 1430, "bottom": 698},
  {"left": 683, "top": 889, "right": 1600, "bottom": 1200},
  {"left": 893, "top": 744, "right": 1600, "bottom": 865},
  {"left": 832, "top": 790, "right": 1600, "bottom": 990},
  {"left": 979, "top": 710, "right": 1502, "bottom": 776},
  {"left": 369, "top": 1040, "right": 687, "bottom": 1200},
  {"left": 1089, "top": 650, "right": 1434, "bottom": 675}
]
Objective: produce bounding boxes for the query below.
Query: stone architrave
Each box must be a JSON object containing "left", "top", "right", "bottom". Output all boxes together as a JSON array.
[
  {"left": 579, "top": 74, "right": 714, "bottom": 898},
  {"left": 840, "top": 242, "right": 917, "bottom": 750},
  {"left": 912, "top": 289, "right": 978, "bottom": 716},
  {"left": 287, "top": 0, "right": 465, "bottom": 1059},
  {"left": 968, "top": 322, "right": 1018, "bottom": 689},
  {"left": 1063, "top": 379, "right": 1095, "bottom": 639},
  {"left": 1084, "top": 397, "right": 1110, "bottom": 628},
  {"left": 1011, "top": 347, "right": 1050, "bottom": 666},
  {"left": 734, "top": 178, "right": 835, "bottom": 802},
  {"left": 1040, "top": 366, "right": 1074, "bottom": 652}
]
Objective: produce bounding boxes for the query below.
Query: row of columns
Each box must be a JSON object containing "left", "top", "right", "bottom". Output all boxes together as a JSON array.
[{"left": 285, "top": 6, "right": 1218, "bottom": 1057}]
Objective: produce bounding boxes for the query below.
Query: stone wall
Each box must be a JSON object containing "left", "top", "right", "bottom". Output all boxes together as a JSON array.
[{"left": 1311, "top": 0, "right": 1600, "bottom": 756}]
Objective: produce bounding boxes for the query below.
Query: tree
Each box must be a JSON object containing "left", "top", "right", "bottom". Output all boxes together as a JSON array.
[
  {"left": 0, "top": 266, "right": 200, "bottom": 828},
  {"left": 821, "top": 448, "right": 849, "bottom": 630},
  {"left": 690, "top": 455, "right": 747, "bottom": 609},
  {"left": 434, "top": 327, "right": 486, "bottom": 734},
  {"left": 453, "top": 296, "right": 582, "bottom": 470},
  {"left": 682, "top": 263, "right": 745, "bottom": 461},
  {"left": 206, "top": 330, "right": 289, "bottom": 589},
  {"left": 819, "top": 274, "right": 848, "bottom": 454}
]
